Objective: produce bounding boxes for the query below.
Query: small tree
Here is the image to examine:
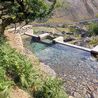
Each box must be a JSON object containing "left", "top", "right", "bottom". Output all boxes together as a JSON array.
[{"left": 0, "top": 0, "right": 56, "bottom": 36}]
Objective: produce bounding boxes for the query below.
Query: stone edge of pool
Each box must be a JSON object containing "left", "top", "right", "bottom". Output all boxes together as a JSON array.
[{"left": 53, "top": 36, "right": 98, "bottom": 54}]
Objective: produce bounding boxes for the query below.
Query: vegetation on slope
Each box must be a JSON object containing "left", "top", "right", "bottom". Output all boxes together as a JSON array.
[
  {"left": 0, "top": 37, "right": 68, "bottom": 98},
  {"left": 0, "top": 67, "right": 13, "bottom": 98},
  {"left": 88, "top": 22, "right": 98, "bottom": 36}
]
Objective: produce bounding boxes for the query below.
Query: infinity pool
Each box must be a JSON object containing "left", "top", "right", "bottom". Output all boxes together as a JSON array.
[{"left": 23, "top": 36, "right": 98, "bottom": 97}]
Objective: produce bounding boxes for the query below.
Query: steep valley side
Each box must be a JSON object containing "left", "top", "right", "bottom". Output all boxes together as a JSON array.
[{"left": 49, "top": 0, "right": 98, "bottom": 23}]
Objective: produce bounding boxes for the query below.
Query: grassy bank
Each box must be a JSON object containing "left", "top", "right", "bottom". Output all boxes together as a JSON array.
[{"left": 0, "top": 37, "right": 68, "bottom": 98}]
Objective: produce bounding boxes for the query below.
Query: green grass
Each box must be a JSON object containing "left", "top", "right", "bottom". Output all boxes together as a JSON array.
[
  {"left": 88, "top": 22, "right": 98, "bottom": 36},
  {"left": 0, "top": 67, "right": 13, "bottom": 98},
  {"left": 89, "top": 37, "right": 98, "bottom": 47},
  {"left": 0, "top": 39, "right": 68, "bottom": 98}
]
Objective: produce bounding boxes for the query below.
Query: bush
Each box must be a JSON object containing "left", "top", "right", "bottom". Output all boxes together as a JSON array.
[
  {"left": 69, "top": 26, "right": 78, "bottom": 33},
  {"left": 88, "top": 22, "right": 98, "bottom": 36},
  {"left": 33, "top": 77, "right": 68, "bottom": 98},
  {"left": 0, "top": 67, "right": 13, "bottom": 98},
  {"left": 95, "top": 13, "right": 98, "bottom": 18},
  {"left": 89, "top": 37, "right": 98, "bottom": 46},
  {"left": 0, "top": 43, "right": 39, "bottom": 88},
  {"left": 0, "top": 42, "right": 68, "bottom": 98}
]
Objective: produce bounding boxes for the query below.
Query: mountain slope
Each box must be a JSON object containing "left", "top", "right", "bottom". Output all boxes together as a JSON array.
[{"left": 51, "top": 0, "right": 98, "bottom": 23}]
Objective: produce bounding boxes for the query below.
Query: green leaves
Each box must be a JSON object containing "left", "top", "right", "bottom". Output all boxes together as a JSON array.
[
  {"left": 0, "top": 43, "right": 37, "bottom": 88},
  {"left": 0, "top": 67, "right": 13, "bottom": 98},
  {"left": 6, "top": 0, "right": 56, "bottom": 21},
  {"left": 0, "top": 43, "right": 42, "bottom": 90},
  {"left": 0, "top": 42, "right": 68, "bottom": 98},
  {"left": 33, "top": 77, "right": 68, "bottom": 98},
  {"left": 0, "top": 0, "right": 56, "bottom": 36},
  {"left": 88, "top": 22, "right": 98, "bottom": 36}
]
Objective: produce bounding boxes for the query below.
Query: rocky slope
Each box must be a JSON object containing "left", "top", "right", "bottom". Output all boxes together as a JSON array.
[{"left": 51, "top": 0, "right": 98, "bottom": 22}]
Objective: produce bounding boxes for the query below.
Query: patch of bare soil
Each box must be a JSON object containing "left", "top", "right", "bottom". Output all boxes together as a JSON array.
[{"left": 10, "top": 86, "right": 31, "bottom": 98}]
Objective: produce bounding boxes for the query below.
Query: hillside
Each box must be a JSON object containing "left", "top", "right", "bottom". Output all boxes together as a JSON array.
[{"left": 49, "top": 0, "right": 98, "bottom": 23}]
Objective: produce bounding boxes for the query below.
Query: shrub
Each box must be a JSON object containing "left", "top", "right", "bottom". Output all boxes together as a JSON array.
[
  {"left": 69, "top": 26, "right": 77, "bottom": 33},
  {"left": 89, "top": 37, "right": 98, "bottom": 46},
  {"left": 0, "top": 42, "right": 68, "bottom": 98},
  {"left": 0, "top": 36, "right": 6, "bottom": 44},
  {"left": 0, "top": 43, "right": 39, "bottom": 88},
  {"left": 0, "top": 67, "right": 13, "bottom": 98},
  {"left": 88, "top": 22, "right": 98, "bottom": 36},
  {"left": 33, "top": 77, "right": 68, "bottom": 98},
  {"left": 95, "top": 13, "right": 98, "bottom": 18}
]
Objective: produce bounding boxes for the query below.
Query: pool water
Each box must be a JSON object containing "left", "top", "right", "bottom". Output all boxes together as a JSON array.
[
  {"left": 23, "top": 37, "right": 98, "bottom": 97},
  {"left": 31, "top": 39, "right": 53, "bottom": 52}
]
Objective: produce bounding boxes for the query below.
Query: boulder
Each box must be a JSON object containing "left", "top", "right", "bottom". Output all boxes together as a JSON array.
[{"left": 91, "top": 45, "right": 98, "bottom": 54}]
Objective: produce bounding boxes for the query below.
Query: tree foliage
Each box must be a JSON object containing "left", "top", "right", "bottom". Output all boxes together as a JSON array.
[{"left": 0, "top": 0, "right": 56, "bottom": 35}]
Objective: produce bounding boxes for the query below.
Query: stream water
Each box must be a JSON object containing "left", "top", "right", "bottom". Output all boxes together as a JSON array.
[{"left": 23, "top": 36, "right": 98, "bottom": 98}]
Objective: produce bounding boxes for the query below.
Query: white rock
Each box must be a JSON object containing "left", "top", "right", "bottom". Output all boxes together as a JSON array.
[
  {"left": 69, "top": 96, "right": 74, "bottom": 98},
  {"left": 53, "top": 36, "right": 64, "bottom": 42},
  {"left": 91, "top": 45, "right": 98, "bottom": 53},
  {"left": 39, "top": 33, "right": 50, "bottom": 39}
]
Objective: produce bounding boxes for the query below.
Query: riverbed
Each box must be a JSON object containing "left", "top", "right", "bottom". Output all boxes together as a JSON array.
[{"left": 23, "top": 36, "right": 98, "bottom": 98}]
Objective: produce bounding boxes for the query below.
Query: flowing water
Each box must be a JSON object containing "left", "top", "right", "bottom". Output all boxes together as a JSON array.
[{"left": 23, "top": 36, "right": 98, "bottom": 97}]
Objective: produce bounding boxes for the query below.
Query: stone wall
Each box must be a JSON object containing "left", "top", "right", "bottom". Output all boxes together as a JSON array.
[{"left": 6, "top": 25, "right": 33, "bottom": 35}]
